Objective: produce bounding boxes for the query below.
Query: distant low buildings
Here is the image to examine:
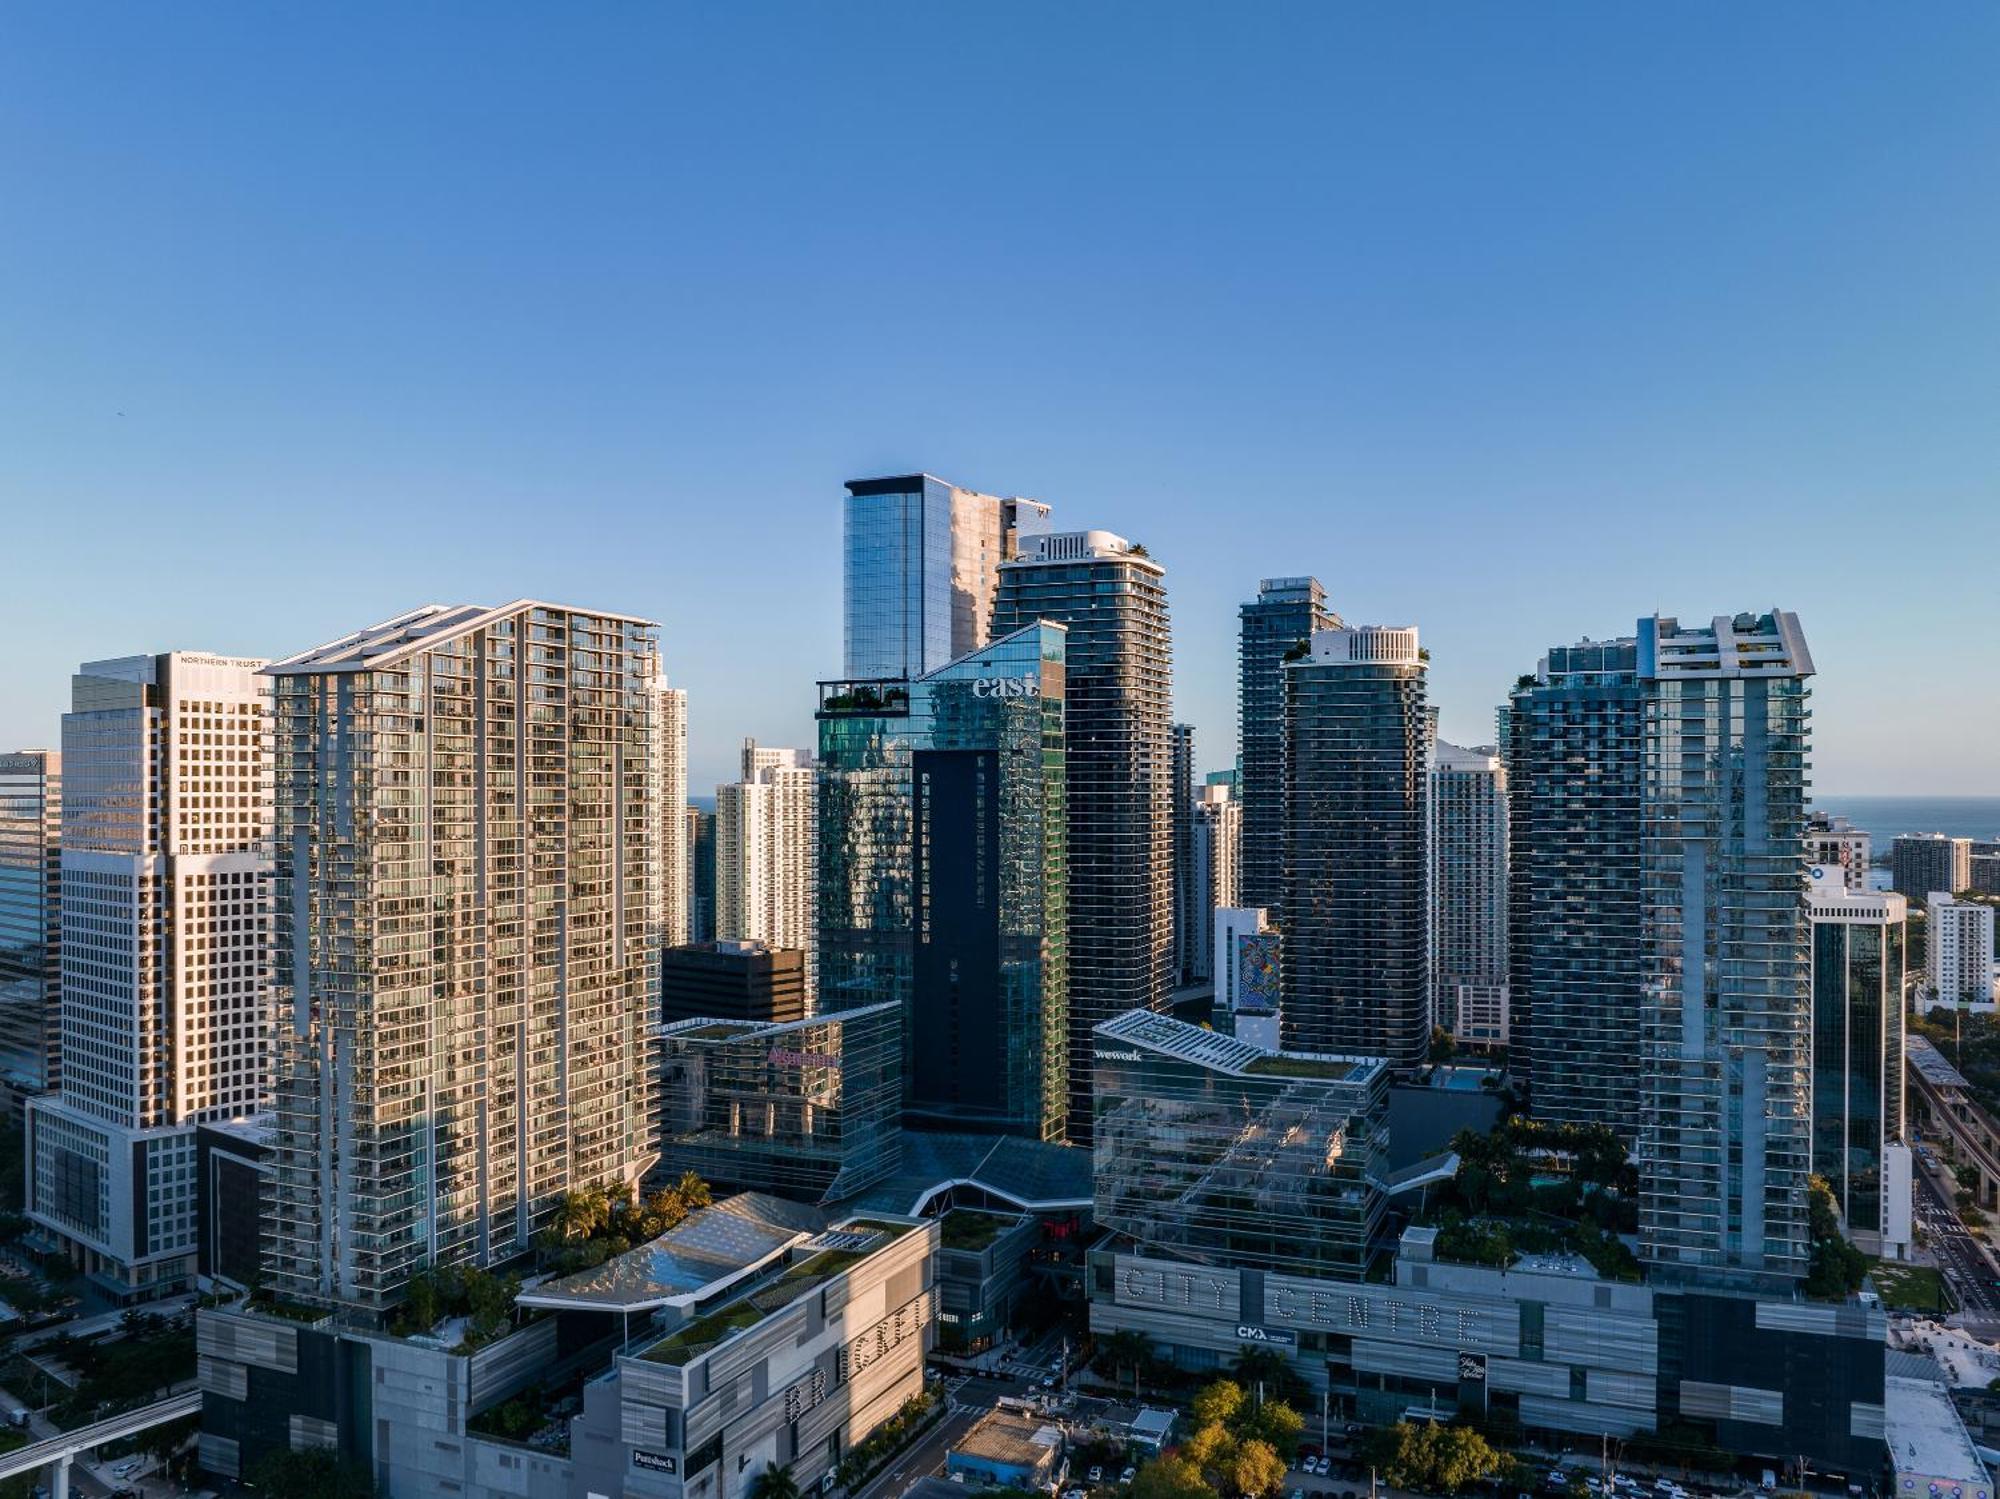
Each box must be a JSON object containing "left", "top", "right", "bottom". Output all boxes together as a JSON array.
[{"left": 1894, "top": 833, "right": 1973, "bottom": 903}]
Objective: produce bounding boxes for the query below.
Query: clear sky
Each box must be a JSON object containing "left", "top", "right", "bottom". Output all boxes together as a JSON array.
[{"left": 2, "top": 5, "right": 1996, "bottom": 794}]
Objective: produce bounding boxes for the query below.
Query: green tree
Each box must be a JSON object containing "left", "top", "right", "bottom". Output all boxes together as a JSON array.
[
  {"left": 1218, "top": 1438, "right": 1287, "bottom": 1498},
  {"left": 249, "top": 1447, "right": 380, "bottom": 1499},
  {"left": 1371, "top": 1421, "right": 1505, "bottom": 1496},
  {"left": 1191, "top": 1380, "right": 1246, "bottom": 1430},
  {"left": 677, "top": 1170, "right": 713, "bottom": 1209},
  {"left": 1132, "top": 1455, "right": 1216, "bottom": 1499},
  {"left": 1237, "top": 1400, "right": 1304, "bottom": 1463},
  {"left": 747, "top": 1460, "right": 802, "bottom": 1499}
]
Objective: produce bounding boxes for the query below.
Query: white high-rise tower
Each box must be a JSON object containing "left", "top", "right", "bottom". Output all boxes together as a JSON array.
[{"left": 26, "top": 652, "right": 272, "bottom": 1301}]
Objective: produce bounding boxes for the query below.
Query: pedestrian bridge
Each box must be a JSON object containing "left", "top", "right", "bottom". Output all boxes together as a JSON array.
[{"left": 0, "top": 1389, "right": 201, "bottom": 1496}]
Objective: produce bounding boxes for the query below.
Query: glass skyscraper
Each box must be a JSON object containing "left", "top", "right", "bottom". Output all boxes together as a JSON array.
[
  {"left": 658, "top": 1001, "right": 903, "bottom": 1204},
  {"left": 263, "top": 601, "right": 661, "bottom": 1316},
  {"left": 1636, "top": 609, "right": 1815, "bottom": 1285},
  {"left": 1500, "top": 638, "right": 1645, "bottom": 1135},
  {"left": 0, "top": 750, "right": 60, "bottom": 1104},
  {"left": 1281, "top": 625, "right": 1430, "bottom": 1069},
  {"left": 842, "top": 474, "right": 1051, "bottom": 683},
  {"left": 817, "top": 622, "right": 1069, "bottom": 1140},
  {"left": 1808, "top": 871, "right": 1907, "bottom": 1254},
  {"left": 1091, "top": 1009, "right": 1389, "bottom": 1279},
  {"left": 1238, "top": 578, "right": 1339, "bottom": 918},
  {"left": 991, "top": 532, "right": 1173, "bottom": 1142}
]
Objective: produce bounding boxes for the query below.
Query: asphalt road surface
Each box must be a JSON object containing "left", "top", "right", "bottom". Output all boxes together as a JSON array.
[{"left": 1914, "top": 1164, "right": 2000, "bottom": 1317}]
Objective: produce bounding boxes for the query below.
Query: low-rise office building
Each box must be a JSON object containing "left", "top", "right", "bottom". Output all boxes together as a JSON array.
[
  {"left": 1091, "top": 1010, "right": 1389, "bottom": 1280},
  {"left": 662, "top": 941, "right": 808, "bottom": 1027},
  {"left": 198, "top": 1194, "right": 938, "bottom": 1499},
  {"left": 1088, "top": 1224, "right": 1884, "bottom": 1479},
  {"left": 658, "top": 1003, "right": 903, "bottom": 1204}
]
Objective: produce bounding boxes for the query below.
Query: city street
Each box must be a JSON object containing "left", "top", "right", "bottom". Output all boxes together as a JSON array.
[{"left": 1914, "top": 1161, "right": 2000, "bottom": 1320}]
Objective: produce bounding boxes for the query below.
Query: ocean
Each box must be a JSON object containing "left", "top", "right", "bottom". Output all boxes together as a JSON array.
[{"left": 1811, "top": 795, "right": 2000, "bottom": 890}]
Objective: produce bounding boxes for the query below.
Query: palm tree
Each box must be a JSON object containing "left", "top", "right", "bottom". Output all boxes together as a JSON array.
[
  {"left": 747, "top": 1462, "right": 801, "bottom": 1499},
  {"left": 1101, "top": 1329, "right": 1153, "bottom": 1398},
  {"left": 677, "top": 1171, "right": 712, "bottom": 1210},
  {"left": 1229, "top": 1345, "right": 1288, "bottom": 1402}
]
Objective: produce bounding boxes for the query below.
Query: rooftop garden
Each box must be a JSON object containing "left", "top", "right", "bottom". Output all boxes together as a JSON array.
[
  {"left": 536, "top": 1170, "right": 714, "bottom": 1275},
  {"left": 640, "top": 1299, "right": 767, "bottom": 1365},
  {"left": 1417, "top": 1118, "right": 1642, "bottom": 1282},
  {"left": 642, "top": 1241, "right": 875, "bottom": 1363},
  {"left": 1243, "top": 1053, "right": 1355, "bottom": 1080},
  {"left": 938, "top": 1210, "right": 1019, "bottom": 1252}
]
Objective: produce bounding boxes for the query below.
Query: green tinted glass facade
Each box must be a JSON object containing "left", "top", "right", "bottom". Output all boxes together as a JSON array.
[{"left": 816, "top": 623, "right": 1068, "bottom": 1141}]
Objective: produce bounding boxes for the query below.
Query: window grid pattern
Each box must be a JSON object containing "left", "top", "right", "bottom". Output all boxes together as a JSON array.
[{"left": 265, "top": 606, "right": 661, "bottom": 1316}]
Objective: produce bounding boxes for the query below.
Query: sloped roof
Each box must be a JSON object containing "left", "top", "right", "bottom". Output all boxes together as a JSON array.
[
  {"left": 267, "top": 599, "right": 656, "bottom": 676},
  {"left": 516, "top": 1193, "right": 826, "bottom": 1314}
]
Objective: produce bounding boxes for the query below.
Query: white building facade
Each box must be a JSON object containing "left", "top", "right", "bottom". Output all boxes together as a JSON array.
[
  {"left": 715, "top": 741, "right": 816, "bottom": 974},
  {"left": 1924, "top": 894, "right": 1997, "bottom": 1012},
  {"left": 27, "top": 653, "right": 272, "bottom": 1302},
  {"left": 651, "top": 670, "right": 690, "bottom": 948}
]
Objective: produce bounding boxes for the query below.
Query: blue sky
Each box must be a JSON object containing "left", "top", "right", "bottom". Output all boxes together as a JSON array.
[{"left": 2, "top": 5, "right": 1995, "bottom": 793}]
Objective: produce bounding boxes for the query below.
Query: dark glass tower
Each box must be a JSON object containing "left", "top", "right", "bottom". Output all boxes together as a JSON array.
[
  {"left": 991, "top": 532, "right": 1173, "bottom": 1142},
  {"left": 1808, "top": 874, "right": 1907, "bottom": 1254},
  {"left": 1238, "top": 578, "right": 1339, "bottom": 919},
  {"left": 1281, "top": 625, "right": 1429, "bottom": 1069},
  {"left": 816, "top": 623, "right": 1069, "bottom": 1140},
  {"left": 1500, "top": 638, "right": 1645, "bottom": 1137},
  {"left": 1171, "top": 723, "right": 1195, "bottom": 984}
]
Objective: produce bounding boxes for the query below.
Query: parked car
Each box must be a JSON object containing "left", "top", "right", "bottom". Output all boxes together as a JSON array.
[
  {"left": 1090, "top": 1468, "right": 1104, "bottom": 1484},
  {"left": 1316, "top": 1457, "right": 1332, "bottom": 1476},
  {"left": 1121, "top": 1469, "right": 1137, "bottom": 1486}
]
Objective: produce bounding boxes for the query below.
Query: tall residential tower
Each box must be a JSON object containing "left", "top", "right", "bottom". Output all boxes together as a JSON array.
[
  {"left": 1238, "top": 578, "right": 1339, "bottom": 917},
  {"left": 1429, "top": 741, "right": 1509, "bottom": 1050},
  {"left": 991, "top": 531, "right": 1173, "bottom": 1139},
  {"left": 1281, "top": 625, "right": 1430, "bottom": 1068},
  {"left": 261, "top": 602, "right": 661, "bottom": 1315},
  {"left": 1636, "top": 609, "right": 1815, "bottom": 1284},
  {"left": 1501, "top": 638, "right": 1645, "bottom": 1134}
]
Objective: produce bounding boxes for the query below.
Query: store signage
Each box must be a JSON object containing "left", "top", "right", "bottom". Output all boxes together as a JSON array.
[
  {"left": 768, "top": 1046, "right": 842, "bottom": 1071},
  {"left": 1235, "top": 1325, "right": 1296, "bottom": 1348},
  {"left": 1458, "top": 1353, "right": 1487, "bottom": 1382},
  {"left": 1094, "top": 1049, "right": 1142, "bottom": 1063},
  {"left": 634, "top": 1451, "right": 679, "bottom": 1474},
  {"left": 971, "top": 677, "right": 1039, "bottom": 699}
]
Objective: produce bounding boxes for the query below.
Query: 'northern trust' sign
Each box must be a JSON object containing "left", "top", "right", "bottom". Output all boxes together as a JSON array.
[{"left": 1114, "top": 1256, "right": 1516, "bottom": 1356}]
